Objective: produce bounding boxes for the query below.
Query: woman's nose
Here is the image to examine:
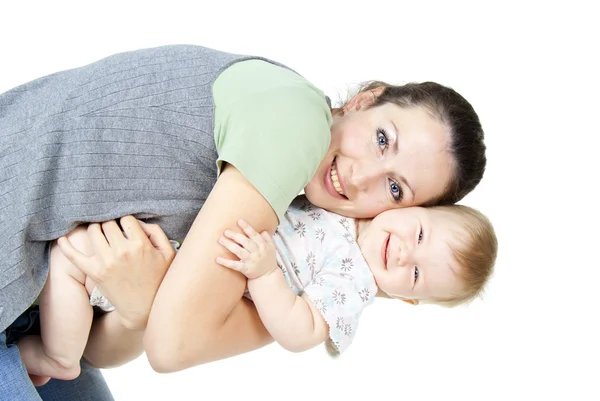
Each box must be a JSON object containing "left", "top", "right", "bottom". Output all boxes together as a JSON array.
[{"left": 350, "top": 160, "right": 385, "bottom": 192}]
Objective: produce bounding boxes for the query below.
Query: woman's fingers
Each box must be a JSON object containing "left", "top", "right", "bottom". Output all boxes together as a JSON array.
[
  {"left": 55, "top": 218, "right": 174, "bottom": 330},
  {"left": 137, "top": 219, "right": 171, "bottom": 250},
  {"left": 86, "top": 223, "right": 111, "bottom": 256},
  {"left": 101, "top": 220, "right": 127, "bottom": 246},
  {"left": 136, "top": 219, "right": 176, "bottom": 263},
  {"left": 119, "top": 216, "right": 146, "bottom": 241}
]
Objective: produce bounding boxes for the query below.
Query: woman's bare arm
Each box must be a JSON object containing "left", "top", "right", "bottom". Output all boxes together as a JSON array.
[{"left": 144, "top": 163, "right": 279, "bottom": 372}]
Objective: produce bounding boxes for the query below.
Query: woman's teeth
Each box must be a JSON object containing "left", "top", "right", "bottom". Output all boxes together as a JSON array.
[{"left": 330, "top": 162, "right": 345, "bottom": 197}]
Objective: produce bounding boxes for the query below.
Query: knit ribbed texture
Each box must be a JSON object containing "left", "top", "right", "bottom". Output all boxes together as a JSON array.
[{"left": 0, "top": 44, "right": 265, "bottom": 331}]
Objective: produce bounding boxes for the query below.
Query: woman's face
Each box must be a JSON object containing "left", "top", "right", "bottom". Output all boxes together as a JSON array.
[{"left": 304, "top": 93, "right": 455, "bottom": 218}]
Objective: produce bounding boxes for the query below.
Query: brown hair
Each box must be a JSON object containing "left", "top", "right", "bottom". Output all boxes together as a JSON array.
[
  {"left": 337, "top": 81, "right": 487, "bottom": 206},
  {"left": 428, "top": 205, "right": 498, "bottom": 307}
]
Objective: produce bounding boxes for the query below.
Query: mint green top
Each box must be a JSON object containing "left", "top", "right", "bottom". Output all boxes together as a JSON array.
[{"left": 212, "top": 60, "right": 332, "bottom": 222}]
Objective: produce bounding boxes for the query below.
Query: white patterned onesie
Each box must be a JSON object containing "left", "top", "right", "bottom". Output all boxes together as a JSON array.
[{"left": 244, "top": 195, "right": 378, "bottom": 355}]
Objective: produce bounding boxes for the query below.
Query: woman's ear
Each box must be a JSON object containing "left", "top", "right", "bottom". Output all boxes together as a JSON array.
[
  {"left": 346, "top": 87, "right": 385, "bottom": 111},
  {"left": 331, "top": 107, "right": 345, "bottom": 117}
]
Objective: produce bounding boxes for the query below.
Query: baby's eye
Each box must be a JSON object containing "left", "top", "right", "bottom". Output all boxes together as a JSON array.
[
  {"left": 418, "top": 229, "right": 423, "bottom": 244},
  {"left": 414, "top": 266, "right": 419, "bottom": 284}
]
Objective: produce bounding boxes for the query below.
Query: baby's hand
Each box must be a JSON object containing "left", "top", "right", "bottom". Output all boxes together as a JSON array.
[{"left": 216, "top": 219, "right": 277, "bottom": 280}]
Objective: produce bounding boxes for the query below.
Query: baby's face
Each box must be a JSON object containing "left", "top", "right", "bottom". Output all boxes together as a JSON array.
[{"left": 357, "top": 207, "right": 464, "bottom": 302}]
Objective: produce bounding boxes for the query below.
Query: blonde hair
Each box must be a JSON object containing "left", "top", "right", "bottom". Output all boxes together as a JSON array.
[{"left": 427, "top": 205, "right": 498, "bottom": 307}]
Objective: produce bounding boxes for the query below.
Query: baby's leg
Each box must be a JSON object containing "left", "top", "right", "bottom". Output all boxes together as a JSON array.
[{"left": 18, "top": 226, "right": 94, "bottom": 381}]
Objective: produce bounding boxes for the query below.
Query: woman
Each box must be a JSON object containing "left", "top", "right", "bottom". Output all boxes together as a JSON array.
[{"left": 0, "top": 44, "right": 486, "bottom": 399}]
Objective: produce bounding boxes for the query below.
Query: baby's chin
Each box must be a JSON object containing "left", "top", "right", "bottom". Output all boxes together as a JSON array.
[{"left": 374, "top": 287, "right": 394, "bottom": 299}]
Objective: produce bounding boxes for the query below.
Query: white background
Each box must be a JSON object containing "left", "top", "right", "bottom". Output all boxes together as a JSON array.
[{"left": 1, "top": 1, "right": 598, "bottom": 400}]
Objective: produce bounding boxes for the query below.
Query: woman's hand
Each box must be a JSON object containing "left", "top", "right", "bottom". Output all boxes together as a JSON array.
[{"left": 57, "top": 216, "right": 175, "bottom": 330}]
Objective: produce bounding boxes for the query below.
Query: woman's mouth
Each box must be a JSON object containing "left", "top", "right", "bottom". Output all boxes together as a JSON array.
[
  {"left": 326, "top": 157, "right": 347, "bottom": 199},
  {"left": 381, "top": 234, "right": 390, "bottom": 269}
]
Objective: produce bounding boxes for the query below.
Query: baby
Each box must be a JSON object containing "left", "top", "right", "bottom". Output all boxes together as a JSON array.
[
  {"left": 17, "top": 196, "right": 496, "bottom": 380},
  {"left": 216, "top": 196, "right": 498, "bottom": 355}
]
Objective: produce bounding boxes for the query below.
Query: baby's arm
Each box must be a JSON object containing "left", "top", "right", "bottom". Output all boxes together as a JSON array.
[
  {"left": 246, "top": 268, "right": 328, "bottom": 353},
  {"left": 216, "top": 220, "right": 328, "bottom": 352}
]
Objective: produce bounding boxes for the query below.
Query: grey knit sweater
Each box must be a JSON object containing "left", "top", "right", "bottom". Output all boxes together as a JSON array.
[{"left": 0, "top": 44, "right": 271, "bottom": 332}]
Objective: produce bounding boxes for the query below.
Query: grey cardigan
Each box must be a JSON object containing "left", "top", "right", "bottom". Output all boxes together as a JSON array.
[{"left": 0, "top": 44, "right": 276, "bottom": 332}]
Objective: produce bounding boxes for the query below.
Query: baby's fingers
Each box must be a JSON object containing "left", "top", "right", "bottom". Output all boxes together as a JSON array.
[
  {"left": 260, "top": 231, "right": 274, "bottom": 245},
  {"left": 218, "top": 236, "right": 248, "bottom": 260},
  {"left": 223, "top": 229, "right": 256, "bottom": 252},
  {"left": 238, "top": 220, "right": 264, "bottom": 246},
  {"left": 216, "top": 257, "right": 249, "bottom": 276}
]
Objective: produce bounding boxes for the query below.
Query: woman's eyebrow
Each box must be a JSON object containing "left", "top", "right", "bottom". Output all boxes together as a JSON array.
[
  {"left": 390, "top": 120, "right": 399, "bottom": 155},
  {"left": 389, "top": 120, "right": 416, "bottom": 201},
  {"left": 399, "top": 176, "right": 415, "bottom": 203}
]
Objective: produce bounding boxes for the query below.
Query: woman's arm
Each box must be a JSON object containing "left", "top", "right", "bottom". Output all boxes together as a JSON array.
[{"left": 143, "top": 163, "right": 279, "bottom": 372}]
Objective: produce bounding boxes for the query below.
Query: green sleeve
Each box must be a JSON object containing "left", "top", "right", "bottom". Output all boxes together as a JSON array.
[{"left": 213, "top": 60, "right": 332, "bottom": 222}]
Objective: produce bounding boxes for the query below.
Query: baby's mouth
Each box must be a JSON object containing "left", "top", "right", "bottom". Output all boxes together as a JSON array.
[{"left": 382, "top": 234, "right": 390, "bottom": 269}]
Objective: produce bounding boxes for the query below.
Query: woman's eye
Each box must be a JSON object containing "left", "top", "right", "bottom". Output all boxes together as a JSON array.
[
  {"left": 389, "top": 180, "right": 402, "bottom": 201},
  {"left": 418, "top": 230, "right": 423, "bottom": 244},
  {"left": 377, "top": 128, "right": 388, "bottom": 150},
  {"left": 414, "top": 266, "right": 419, "bottom": 284}
]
